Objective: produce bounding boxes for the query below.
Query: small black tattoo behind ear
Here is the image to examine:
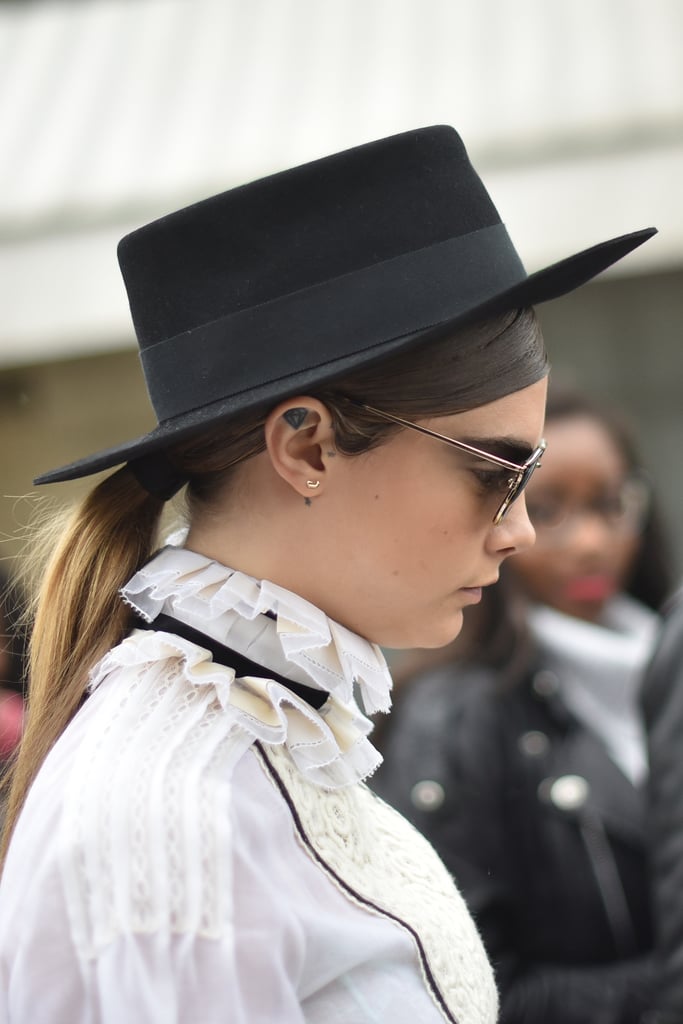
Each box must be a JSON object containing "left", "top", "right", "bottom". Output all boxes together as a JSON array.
[
  {"left": 304, "top": 497, "right": 312, "bottom": 507},
  {"left": 283, "top": 408, "right": 308, "bottom": 429}
]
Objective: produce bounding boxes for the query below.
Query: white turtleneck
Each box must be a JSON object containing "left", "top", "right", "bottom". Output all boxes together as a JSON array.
[{"left": 528, "top": 595, "right": 658, "bottom": 786}]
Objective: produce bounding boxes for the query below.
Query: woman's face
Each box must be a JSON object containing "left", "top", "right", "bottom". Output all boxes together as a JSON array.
[
  {"left": 308, "top": 378, "right": 547, "bottom": 649},
  {"left": 508, "top": 413, "right": 643, "bottom": 622}
]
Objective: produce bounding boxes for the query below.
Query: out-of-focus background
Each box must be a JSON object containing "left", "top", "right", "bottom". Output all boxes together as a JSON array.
[{"left": 0, "top": 0, "right": 682, "bottom": 573}]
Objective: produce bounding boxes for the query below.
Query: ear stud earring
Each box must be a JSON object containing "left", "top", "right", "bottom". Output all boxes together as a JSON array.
[{"left": 306, "top": 480, "right": 320, "bottom": 489}]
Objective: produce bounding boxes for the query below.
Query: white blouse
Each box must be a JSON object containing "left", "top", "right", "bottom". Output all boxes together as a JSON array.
[{"left": 0, "top": 546, "right": 497, "bottom": 1024}]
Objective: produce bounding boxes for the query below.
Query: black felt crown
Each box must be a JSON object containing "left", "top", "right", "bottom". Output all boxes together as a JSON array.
[{"left": 36, "top": 125, "right": 655, "bottom": 484}]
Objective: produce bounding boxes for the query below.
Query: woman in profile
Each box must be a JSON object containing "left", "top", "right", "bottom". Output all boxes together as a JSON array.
[
  {"left": 376, "top": 387, "right": 673, "bottom": 1024},
  {"left": 0, "top": 128, "right": 654, "bottom": 1023}
]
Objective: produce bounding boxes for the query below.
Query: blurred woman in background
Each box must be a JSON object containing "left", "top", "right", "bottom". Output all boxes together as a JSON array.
[
  {"left": 375, "top": 387, "right": 674, "bottom": 1024},
  {"left": 0, "top": 571, "right": 26, "bottom": 771}
]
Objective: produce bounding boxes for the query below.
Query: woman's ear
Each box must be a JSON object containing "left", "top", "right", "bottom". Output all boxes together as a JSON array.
[{"left": 264, "top": 397, "right": 337, "bottom": 499}]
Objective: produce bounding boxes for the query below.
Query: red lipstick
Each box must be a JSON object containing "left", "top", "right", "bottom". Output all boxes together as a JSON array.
[{"left": 564, "top": 575, "right": 616, "bottom": 602}]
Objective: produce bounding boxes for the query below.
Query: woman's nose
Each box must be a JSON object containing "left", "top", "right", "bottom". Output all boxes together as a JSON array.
[{"left": 490, "top": 495, "right": 537, "bottom": 555}]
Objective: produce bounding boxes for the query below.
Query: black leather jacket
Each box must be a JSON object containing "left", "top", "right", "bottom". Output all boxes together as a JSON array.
[
  {"left": 641, "top": 591, "right": 683, "bottom": 1024},
  {"left": 373, "top": 661, "right": 654, "bottom": 1024}
]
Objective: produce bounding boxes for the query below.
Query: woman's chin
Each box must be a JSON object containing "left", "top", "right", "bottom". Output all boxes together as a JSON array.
[{"left": 382, "top": 611, "right": 465, "bottom": 651}]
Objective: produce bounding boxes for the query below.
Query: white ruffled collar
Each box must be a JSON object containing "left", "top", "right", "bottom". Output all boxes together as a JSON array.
[{"left": 106, "top": 545, "right": 394, "bottom": 789}]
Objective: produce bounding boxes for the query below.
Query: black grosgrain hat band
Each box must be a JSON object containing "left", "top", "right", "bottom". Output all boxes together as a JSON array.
[
  {"left": 33, "top": 125, "right": 656, "bottom": 487},
  {"left": 143, "top": 226, "right": 523, "bottom": 422}
]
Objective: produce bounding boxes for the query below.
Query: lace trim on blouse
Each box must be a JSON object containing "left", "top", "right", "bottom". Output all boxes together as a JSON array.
[
  {"left": 93, "top": 546, "right": 394, "bottom": 789},
  {"left": 257, "top": 742, "right": 499, "bottom": 1024}
]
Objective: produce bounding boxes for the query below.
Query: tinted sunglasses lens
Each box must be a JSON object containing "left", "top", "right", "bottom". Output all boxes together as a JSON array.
[
  {"left": 493, "top": 454, "right": 542, "bottom": 524},
  {"left": 493, "top": 472, "right": 523, "bottom": 524}
]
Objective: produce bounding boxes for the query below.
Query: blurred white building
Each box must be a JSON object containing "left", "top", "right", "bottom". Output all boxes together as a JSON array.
[
  {"left": 0, "top": 0, "right": 681, "bottom": 364},
  {"left": 0, "top": 0, "right": 681, "bottom": 566}
]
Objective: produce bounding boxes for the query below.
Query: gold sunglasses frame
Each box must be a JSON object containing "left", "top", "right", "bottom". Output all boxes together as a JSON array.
[{"left": 359, "top": 403, "right": 546, "bottom": 525}]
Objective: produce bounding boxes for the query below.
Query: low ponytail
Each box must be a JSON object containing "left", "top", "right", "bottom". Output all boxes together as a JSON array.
[{"left": 0, "top": 466, "right": 165, "bottom": 862}]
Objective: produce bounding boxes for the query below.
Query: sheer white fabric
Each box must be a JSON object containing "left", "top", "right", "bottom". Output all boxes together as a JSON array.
[
  {"left": 258, "top": 743, "right": 498, "bottom": 1023},
  {"left": 0, "top": 547, "right": 497, "bottom": 1024}
]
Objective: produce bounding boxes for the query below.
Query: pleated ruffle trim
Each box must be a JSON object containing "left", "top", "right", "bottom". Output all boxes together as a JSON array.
[{"left": 91, "top": 546, "right": 394, "bottom": 788}]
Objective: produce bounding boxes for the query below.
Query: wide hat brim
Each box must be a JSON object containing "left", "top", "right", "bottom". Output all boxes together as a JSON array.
[{"left": 36, "top": 225, "right": 655, "bottom": 486}]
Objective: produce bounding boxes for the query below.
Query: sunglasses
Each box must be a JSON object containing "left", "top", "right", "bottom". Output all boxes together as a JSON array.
[{"left": 359, "top": 403, "right": 546, "bottom": 525}]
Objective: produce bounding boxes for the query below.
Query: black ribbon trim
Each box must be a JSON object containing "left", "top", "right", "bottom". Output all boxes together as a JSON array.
[
  {"left": 133, "top": 612, "right": 329, "bottom": 710},
  {"left": 141, "top": 225, "right": 525, "bottom": 422}
]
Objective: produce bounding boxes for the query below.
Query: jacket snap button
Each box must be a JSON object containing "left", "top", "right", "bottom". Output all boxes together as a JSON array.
[
  {"left": 518, "top": 730, "right": 549, "bottom": 757},
  {"left": 410, "top": 779, "right": 445, "bottom": 811},
  {"left": 547, "top": 774, "right": 590, "bottom": 811},
  {"left": 532, "top": 670, "right": 560, "bottom": 698}
]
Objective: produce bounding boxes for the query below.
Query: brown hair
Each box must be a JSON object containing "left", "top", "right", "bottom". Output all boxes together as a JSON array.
[{"left": 0, "top": 307, "right": 546, "bottom": 859}]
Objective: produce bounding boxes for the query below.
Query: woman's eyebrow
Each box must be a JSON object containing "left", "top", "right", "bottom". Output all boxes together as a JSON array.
[{"left": 458, "top": 436, "right": 536, "bottom": 462}]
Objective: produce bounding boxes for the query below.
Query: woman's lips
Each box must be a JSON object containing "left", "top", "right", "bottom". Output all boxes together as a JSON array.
[
  {"left": 460, "top": 587, "right": 483, "bottom": 603},
  {"left": 563, "top": 574, "right": 616, "bottom": 602}
]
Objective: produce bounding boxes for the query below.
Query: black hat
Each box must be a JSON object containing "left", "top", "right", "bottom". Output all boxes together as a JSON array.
[{"left": 36, "top": 125, "right": 655, "bottom": 485}]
